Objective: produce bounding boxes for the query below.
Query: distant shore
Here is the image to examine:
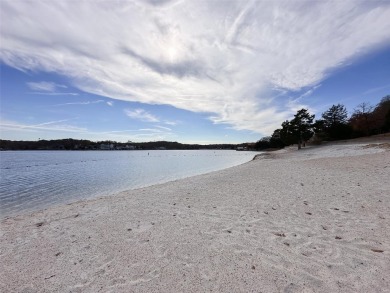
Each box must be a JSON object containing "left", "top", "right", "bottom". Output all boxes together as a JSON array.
[{"left": 1, "top": 137, "right": 389, "bottom": 292}]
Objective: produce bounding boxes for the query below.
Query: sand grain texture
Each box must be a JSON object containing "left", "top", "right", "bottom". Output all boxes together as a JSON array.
[{"left": 1, "top": 142, "right": 389, "bottom": 292}]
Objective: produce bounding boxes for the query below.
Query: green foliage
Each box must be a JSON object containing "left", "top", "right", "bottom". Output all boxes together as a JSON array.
[
  {"left": 317, "top": 104, "right": 352, "bottom": 140},
  {"left": 291, "top": 109, "right": 315, "bottom": 141},
  {"left": 258, "top": 94, "right": 390, "bottom": 149},
  {"left": 279, "top": 120, "right": 296, "bottom": 145},
  {"left": 254, "top": 132, "right": 285, "bottom": 150},
  {"left": 322, "top": 104, "right": 348, "bottom": 127},
  {"left": 279, "top": 109, "right": 315, "bottom": 149}
]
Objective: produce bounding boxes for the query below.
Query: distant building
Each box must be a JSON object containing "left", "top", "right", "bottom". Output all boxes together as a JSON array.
[{"left": 236, "top": 146, "right": 247, "bottom": 151}]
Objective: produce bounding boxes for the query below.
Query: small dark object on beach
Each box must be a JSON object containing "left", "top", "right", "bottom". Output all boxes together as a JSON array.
[
  {"left": 284, "top": 242, "right": 290, "bottom": 246},
  {"left": 371, "top": 249, "right": 384, "bottom": 253},
  {"left": 272, "top": 207, "right": 276, "bottom": 210},
  {"left": 252, "top": 265, "right": 255, "bottom": 270},
  {"left": 127, "top": 228, "right": 132, "bottom": 231},
  {"left": 55, "top": 252, "right": 61, "bottom": 257},
  {"left": 36, "top": 222, "right": 44, "bottom": 227},
  {"left": 300, "top": 183, "right": 304, "bottom": 186},
  {"left": 74, "top": 214, "right": 79, "bottom": 218},
  {"left": 335, "top": 236, "right": 342, "bottom": 240},
  {"left": 227, "top": 230, "right": 232, "bottom": 233},
  {"left": 306, "top": 212, "right": 312, "bottom": 215},
  {"left": 274, "top": 232, "right": 286, "bottom": 237}
]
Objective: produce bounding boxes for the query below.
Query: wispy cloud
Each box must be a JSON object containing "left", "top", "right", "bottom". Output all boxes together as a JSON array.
[
  {"left": 362, "top": 84, "right": 390, "bottom": 95},
  {"left": 0, "top": 119, "right": 175, "bottom": 142},
  {"left": 124, "top": 109, "right": 159, "bottom": 122},
  {"left": 27, "top": 81, "right": 78, "bottom": 95},
  {"left": 0, "top": 119, "right": 86, "bottom": 133},
  {"left": 164, "top": 120, "right": 179, "bottom": 126},
  {"left": 155, "top": 125, "right": 172, "bottom": 131},
  {"left": 29, "top": 92, "right": 79, "bottom": 96},
  {"left": 52, "top": 100, "right": 104, "bottom": 106},
  {"left": 27, "top": 81, "right": 66, "bottom": 92},
  {"left": 106, "top": 101, "right": 113, "bottom": 106},
  {"left": 2, "top": 1, "right": 390, "bottom": 134}
]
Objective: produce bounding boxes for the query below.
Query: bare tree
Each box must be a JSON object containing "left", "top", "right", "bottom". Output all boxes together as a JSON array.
[{"left": 350, "top": 102, "right": 374, "bottom": 135}]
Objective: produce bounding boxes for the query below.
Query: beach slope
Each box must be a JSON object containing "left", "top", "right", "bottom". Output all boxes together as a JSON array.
[{"left": 1, "top": 141, "right": 389, "bottom": 292}]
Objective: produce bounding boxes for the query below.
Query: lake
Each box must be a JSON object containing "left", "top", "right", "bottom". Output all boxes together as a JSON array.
[{"left": 0, "top": 150, "right": 257, "bottom": 218}]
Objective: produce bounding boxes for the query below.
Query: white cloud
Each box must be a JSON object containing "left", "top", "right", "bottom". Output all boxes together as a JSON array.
[
  {"left": 0, "top": 119, "right": 86, "bottom": 133},
  {"left": 164, "top": 120, "right": 179, "bottom": 126},
  {"left": 124, "top": 108, "right": 159, "bottom": 122},
  {"left": 2, "top": 1, "right": 390, "bottom": 134},
  {"left": 53, "top": 100, "right": 104, "bottom": 106},
  {"left": 106, "top": 101, "right": 113, "bottom": 106},
  {"left": 0, "top": 119, "right": 175, "bottom": 142},
  {"left": 27, "top": 81, "right": 66, "bottom": 92},
  {"left": 155, "top": 125, "right": 172, "bottom": 131},
  {"left": 26, "top": 81, "right": 78, "bottom": 95}
]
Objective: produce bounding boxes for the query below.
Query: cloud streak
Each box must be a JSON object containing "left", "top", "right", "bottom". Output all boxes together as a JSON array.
[
  {"left": 2, "top": 0, "right": 390, "bottom": 134},
  {"left": 52, "top": 100, "right": 105, "bottom": 106},
  {"left": 124, "top": 108, "right": 160, "bottom": 122},
  {"left": 0, "top": 119, "right": 86, "bottom": 133},
  {"left": 27, "top": 81, "right": 66, "bottom": 92},
  {"left": 27, "top": 81, "right": 78, "bottom": 95}
]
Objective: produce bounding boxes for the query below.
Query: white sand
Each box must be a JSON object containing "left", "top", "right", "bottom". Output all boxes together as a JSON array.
[{"left": 1, "top": 141, "right": 389, "bottom": 292}]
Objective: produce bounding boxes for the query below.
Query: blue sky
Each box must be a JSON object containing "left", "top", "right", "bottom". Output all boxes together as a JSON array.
[{"left": 1, "top": 0, "right": 390, "bottom": 144}]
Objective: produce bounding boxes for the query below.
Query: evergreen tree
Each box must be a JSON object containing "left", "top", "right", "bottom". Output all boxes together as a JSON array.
[
  {"left": 280, "top": 120, "right": 295, "bottom": 146},
  {"left": 280, "top": 109, "right": 315, "bottom": 149},
  {"left": 322, "top": 104, "right": 348, "bottom": 127},
  {"left": 320, "top": 104, "right": 351, "bottom": 140},
  {"left": 290, "top": 109, "right": 315, "bottom": 149}
]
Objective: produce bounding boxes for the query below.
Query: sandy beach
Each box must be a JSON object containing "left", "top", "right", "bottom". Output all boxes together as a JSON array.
[{"left": 1, "top": 139, "right": 389, "bottom": 292}]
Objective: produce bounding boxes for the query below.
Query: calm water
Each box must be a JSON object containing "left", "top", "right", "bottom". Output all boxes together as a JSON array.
[{"left": 0, "top": 150, "right": 257, "bottom": 218}]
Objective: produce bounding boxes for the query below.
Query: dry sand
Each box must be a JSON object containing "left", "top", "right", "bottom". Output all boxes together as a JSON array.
[{"left": 1, "top": 140, "right": 389, "bottom": 292}]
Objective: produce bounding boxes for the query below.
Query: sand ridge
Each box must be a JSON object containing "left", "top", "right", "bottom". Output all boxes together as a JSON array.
[{"left": 1, "top": 141, "right": 389, "bottom": 292}]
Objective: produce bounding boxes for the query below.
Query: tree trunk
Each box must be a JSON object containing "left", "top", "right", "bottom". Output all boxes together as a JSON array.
[{"left": 298, "top": 131, "right": 302, "bottom": 150}]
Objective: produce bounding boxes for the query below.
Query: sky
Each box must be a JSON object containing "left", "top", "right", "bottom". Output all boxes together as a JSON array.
[{"left": 1, "top": 0, "right": 390, "bottom": 144}]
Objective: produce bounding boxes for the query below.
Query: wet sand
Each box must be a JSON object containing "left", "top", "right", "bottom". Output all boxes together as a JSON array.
[{"left": 1, "top": 140, "right": 389, "bottom": 292}]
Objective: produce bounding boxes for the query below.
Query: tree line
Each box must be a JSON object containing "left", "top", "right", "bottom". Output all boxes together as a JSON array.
[
  {"left": 255, "top": 95, "right": 390, "bottom": 150},
  {"left": 0, "top": 138, "right": 240, "bottom": 151}
]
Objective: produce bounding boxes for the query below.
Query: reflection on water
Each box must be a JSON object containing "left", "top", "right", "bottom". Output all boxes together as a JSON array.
[{"left": 0, "top": 150, "right": 257, "bottom": 218}]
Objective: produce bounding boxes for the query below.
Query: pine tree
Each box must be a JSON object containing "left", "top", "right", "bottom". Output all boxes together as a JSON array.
[
  {"left": 320, "top": 104, "right": 351, "bottom": 140},
  {"left": 322, "top": 104, "right": 348, "bottom": 128},
  {"left": 290, "top": 109, "right": 315, "bottom": 149}
]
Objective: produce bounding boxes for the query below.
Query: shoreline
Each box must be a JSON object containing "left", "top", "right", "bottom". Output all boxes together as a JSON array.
[
  {"left": 1, "top": 139, "right": 389, "bottom": 292},
  {"left": 0, "top": 150, "right": 259, "bottom": 220}
]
